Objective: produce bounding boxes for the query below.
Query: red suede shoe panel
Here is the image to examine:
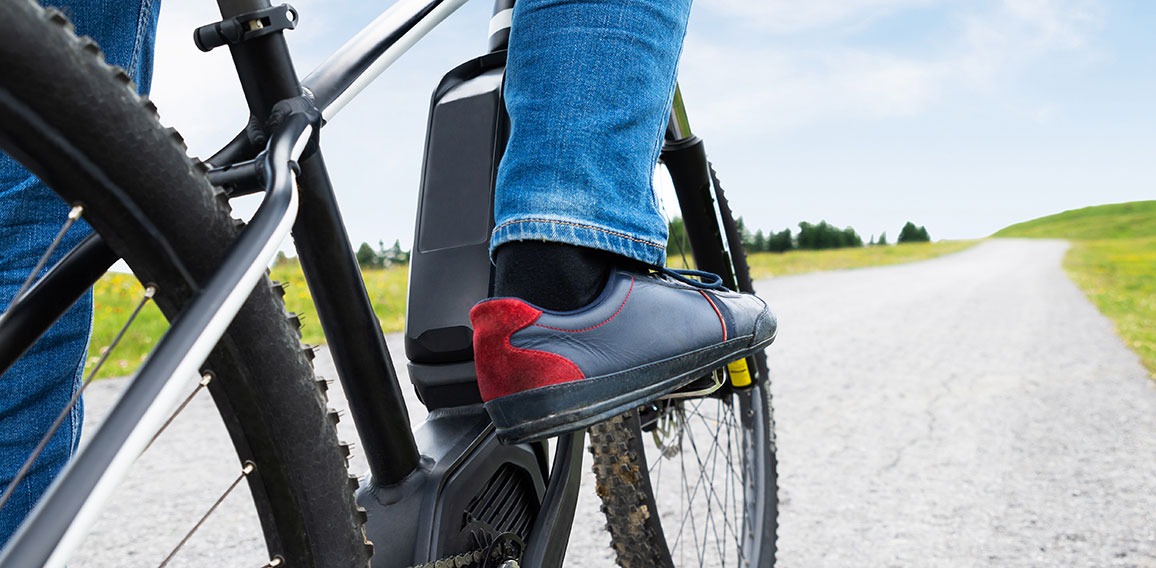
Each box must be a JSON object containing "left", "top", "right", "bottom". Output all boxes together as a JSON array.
[{"left": 470, "top": 298, "right": 586, "bottom": 401}]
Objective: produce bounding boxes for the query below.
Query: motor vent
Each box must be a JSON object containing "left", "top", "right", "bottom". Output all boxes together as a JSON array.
[{"left": 461, "top": 463, "right": 538, "bottom": 549}]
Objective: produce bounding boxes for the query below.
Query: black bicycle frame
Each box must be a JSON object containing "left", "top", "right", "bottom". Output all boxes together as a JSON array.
[
  {"left": 214, "top": 1, "right": 587, "bottom": 564},
  {"left": 0, "top": 0, "right": 727, "bottom": 563},
  {"left": 0, "top": 0, "right": 587, "bottom": 564}
]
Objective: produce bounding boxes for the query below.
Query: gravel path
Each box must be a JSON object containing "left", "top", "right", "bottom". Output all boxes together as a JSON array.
[{"left": 70, "top": 239, "right": 1156, "bottom": 566}]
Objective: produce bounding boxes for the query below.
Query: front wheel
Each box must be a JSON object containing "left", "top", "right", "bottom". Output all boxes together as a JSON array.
[
  {"left": 591, "top": 156, "right": 778, "bottom": 566},
  {"left": 0, "top": 1, "right": 368, "bottom": 565}
]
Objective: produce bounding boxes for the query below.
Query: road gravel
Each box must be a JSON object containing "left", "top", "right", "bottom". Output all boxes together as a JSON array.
[{"left": 70, "top": 239, "right": 1156, "bottom": 567}]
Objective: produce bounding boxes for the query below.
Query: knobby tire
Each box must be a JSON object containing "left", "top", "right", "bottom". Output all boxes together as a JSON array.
[{"left": 0, "top": 1, "right": 369, "bottom": 565}]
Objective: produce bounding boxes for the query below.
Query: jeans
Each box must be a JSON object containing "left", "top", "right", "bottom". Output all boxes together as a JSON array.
[
  {"left": 0, "top": 0, "right": 686, "bottom": 548},
  {"left": 494, "top": 0, "right": 693, "bottom": 267},
  {"left": 0, "top": 0, "right": 160, "bottom": 547}
]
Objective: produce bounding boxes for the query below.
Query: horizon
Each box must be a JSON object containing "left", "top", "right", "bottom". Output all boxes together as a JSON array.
[{"left": 146, "top": 0, "right": 1155, "bottom": 249}]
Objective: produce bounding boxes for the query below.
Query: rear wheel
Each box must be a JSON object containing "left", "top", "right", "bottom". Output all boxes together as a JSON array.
[
  {"left": 0, "top": 1, "right": 368, "bottom": 565},
  {"left": 591, "top": 159, "right": 778, "bottom": 567}
]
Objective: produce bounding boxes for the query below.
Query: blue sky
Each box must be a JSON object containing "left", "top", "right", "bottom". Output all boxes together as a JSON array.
[{"left": 148, "top": 0, "right": 1155, "bottom": 248}]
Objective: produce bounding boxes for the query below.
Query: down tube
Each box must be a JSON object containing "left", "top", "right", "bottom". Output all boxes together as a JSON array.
[{"left": 291, "top": 149, "right": 422, "bottom": 486}]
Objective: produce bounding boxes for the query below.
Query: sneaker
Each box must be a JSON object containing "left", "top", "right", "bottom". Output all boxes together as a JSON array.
[{"left": 470, "top": 268, "right": 776, "bottom": 443}]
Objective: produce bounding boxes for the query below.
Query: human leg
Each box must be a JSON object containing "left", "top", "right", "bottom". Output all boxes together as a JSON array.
[
  {"left": 0, "top": 0, "right": 160, "bottom": 546},
  {"left": 473, "top": 0, "right": 776, "bottom": 443},
  {"left": 490, "top": 0, "right": 692, "bottom": 312}
]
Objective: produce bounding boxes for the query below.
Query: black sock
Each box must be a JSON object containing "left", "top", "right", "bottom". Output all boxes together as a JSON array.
[{"left": 493, "top": 242, "right": 649, "bottom": 311}]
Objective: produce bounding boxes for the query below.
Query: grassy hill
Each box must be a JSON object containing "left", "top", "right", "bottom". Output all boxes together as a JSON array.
[
  {"left": 994, "top": 201, "right": 1156, "bottom": 240},
  {"left": 994, "top": 201, "right": 1156, "bottom": 377}
]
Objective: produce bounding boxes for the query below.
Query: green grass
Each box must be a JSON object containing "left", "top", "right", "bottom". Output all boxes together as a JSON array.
[
  {"left": 994, "top": 200, "right": 1156, "bottom": 240},
  {"left": 744, "top": 240, "right": 980, "bottom": 279},
  {"left": 994, "top": 201, "right": 1156, "bottom": 377},
  {"left": 268, "top": 259, "right": 409, "bottom": 346},
  {"left": 87, "top": 260, "right": 410, "bottom": 379},
  {"left": 88, "top": 238, "right": 982, "bottom": 378},
  {"left": 86, "top": 273, "right": 168, "bottom": 380}
]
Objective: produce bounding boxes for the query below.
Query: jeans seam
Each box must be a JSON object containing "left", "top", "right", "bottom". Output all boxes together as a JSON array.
[
  {"left": 493, "top": 218, "right": 666, "bottom": 250},
  {"left": 127, "top": 0, "right": 152, "bottom": 82}
]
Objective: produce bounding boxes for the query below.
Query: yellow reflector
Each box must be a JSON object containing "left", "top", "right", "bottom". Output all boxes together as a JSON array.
[{"left": 727, "top": 359, "right": 752, "bottom": 387}]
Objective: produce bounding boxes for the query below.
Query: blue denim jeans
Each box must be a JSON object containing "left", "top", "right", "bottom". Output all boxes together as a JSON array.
[
  {"left": 0, "top": 0, "right": 160, "bottom": 547},
  {"left": 494, "top": 0, "right": 693, "bottom": 267}
]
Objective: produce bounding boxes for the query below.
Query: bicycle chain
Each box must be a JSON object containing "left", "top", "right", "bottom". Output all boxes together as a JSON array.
[
  {"left": 405, "top": 533, "right": 524, "bottom": 568},
  {"left": 406, "top": 548, "right": 487, "bottom": 568}
]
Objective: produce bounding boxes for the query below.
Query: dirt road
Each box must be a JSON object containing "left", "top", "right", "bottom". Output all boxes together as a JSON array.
[{"left": 75, "top": 239, "right": 1156, "bottom": 567}]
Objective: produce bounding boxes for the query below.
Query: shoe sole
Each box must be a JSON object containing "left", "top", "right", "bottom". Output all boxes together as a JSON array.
[{"left": 485, "top": 334, "right": 776, "bottom": 444}]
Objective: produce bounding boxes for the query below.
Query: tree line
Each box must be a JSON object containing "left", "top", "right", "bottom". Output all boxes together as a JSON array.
[
  {"left": 356, "top": 239, "right": 410, "bottom": 269},
  {"left": 668, "top": 218, "right": 931, "bottom": 255}
]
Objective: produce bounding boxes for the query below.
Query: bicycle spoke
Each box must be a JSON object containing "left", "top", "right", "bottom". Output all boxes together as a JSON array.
[
  {"left": 671, "top": 407, "right": 722, "bottom": 559},
  {"left": 157, "top": 461, "right": 255, "bottom": 568},
  {"left": 702, "top": 404, "right": 727, "bottom": 564},
  {"left": 0, "top": 283, "right": 155, "bottom": 514},
  {"left": 11, "top": 205, "right": 83, "bottom": 303},
  {"left": 142, "top": 371, "right": 213, "bottom": 453},
  {"left": 666, "top": 397, "right": 745, "bottom": 564}
]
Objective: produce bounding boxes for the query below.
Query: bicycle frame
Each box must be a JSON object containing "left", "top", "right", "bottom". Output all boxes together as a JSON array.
[
  {"left": 0, "top": 0, "right": 740, "bottom": 564},
  {"left": 0, "top": 0, "right": 580, "bottom": 565}
]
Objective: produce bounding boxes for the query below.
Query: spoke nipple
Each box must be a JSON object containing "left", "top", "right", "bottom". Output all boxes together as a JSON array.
[
  {"left": 200, "top": 372, "right": 214, "bottom": 386},
  {"left": 144, "top": 285, "right": 158, "bottom": 298},
  {"left": 68, "top": 205, "right": 84, "bottom": 220},
  {"left": 242, "top": 461, "right": 256, "bottom": 475}
]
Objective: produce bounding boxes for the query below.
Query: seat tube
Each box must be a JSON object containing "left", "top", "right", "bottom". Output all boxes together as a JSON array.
[{"left": 213, "top": 0, "right": 422, "bottom": 485}]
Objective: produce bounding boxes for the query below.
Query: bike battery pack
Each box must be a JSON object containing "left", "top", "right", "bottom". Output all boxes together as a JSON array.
[{"left": 405, "top": 51, "right": 508, "bottom": 409}]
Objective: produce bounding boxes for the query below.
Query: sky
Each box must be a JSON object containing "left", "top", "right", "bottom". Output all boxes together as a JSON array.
[{"left": 147, "top": 0, "right": 1156, "bottom": 249}]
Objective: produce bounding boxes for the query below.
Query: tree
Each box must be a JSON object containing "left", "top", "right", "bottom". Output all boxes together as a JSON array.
[
  {"left": 383, "top": 239, "right": 410, "bottom": 265},
  {"left": 841, "top": 226, "right": 863, "bottom": 247},
  {"left": 797, "top": 220, "right": 863, "bottom": 250},
  {"left": 877, "top": 231, "right": 887, "bottom": 246},
  {"left": 766, "top": 228, "right": 793, "bottom": 253},
  {"left": 666, "top": 216, "right": 687, "bottom": 258},
  {"left": 355, "top": 242, "right": 380, "bottom": 268},
  {"left": 898, "top": 222, "right": 931, "bottom": 243},
  {"left": 736, "top": 216, "right": 755, "bottom": 252},
  {"left": 752, "top": 230, "right": 766, "bottom": 253}
]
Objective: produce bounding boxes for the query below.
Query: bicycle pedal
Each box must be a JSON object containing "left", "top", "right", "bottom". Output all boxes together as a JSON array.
[{"left": 661, "top": 368, "right": 724, "bottom": 400}]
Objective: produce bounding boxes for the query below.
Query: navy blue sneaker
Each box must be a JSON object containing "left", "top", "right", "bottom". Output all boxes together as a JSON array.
[{"left": 470, "top": 268, "right": 776, "bottom": 443}]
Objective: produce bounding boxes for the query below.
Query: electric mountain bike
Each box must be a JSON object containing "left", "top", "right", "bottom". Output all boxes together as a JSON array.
[{"left": 0, "top": 0, "right": 777, "bottom": 565}]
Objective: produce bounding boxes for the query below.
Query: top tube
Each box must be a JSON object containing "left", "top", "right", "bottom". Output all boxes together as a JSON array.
[{"left": 301, "top": 0, "right": 469, "bottom": 122}]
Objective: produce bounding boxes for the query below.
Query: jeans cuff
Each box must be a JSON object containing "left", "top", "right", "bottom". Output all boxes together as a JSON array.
[{"left": 491, "top": 218, "right": 667, "bottom": 266}]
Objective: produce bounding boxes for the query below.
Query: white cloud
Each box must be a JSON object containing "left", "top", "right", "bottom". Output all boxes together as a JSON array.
[
  {"left": 679, "top": 44, "right": 946, "bottom": 133},
  {"left": 680, "top": 0, "right": 1107, "bottom": 137},
  {"left": 1032, "top": 103, "right": 1062, "bottom": 124},
  {"left": 1003, "top": 0, "right": 1106, "bottom": 49}
]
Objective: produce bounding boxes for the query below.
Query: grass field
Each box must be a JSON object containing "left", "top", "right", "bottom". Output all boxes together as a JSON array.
[
  {"left": 88, "top": 239, "right": 980, "bottom": 379},
  {"left": 994, "top": 201, "right": 1156, "bottom": 240},
  {"left": 87, "top": 261, "right": 409, "bottom": 380},
  {"left": 85, "top": 274, "right": 168, "bottom": 380},
  {"left": 744, "top": 240, "right": 979, "bottom": 279},
  {"left": 995, "top": 201, "right": 1156, "bottom": 377}
]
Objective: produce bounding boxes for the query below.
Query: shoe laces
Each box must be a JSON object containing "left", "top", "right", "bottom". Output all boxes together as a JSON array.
[{"left": 658, "top": 267, "right": 727, "bottom": 290}]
